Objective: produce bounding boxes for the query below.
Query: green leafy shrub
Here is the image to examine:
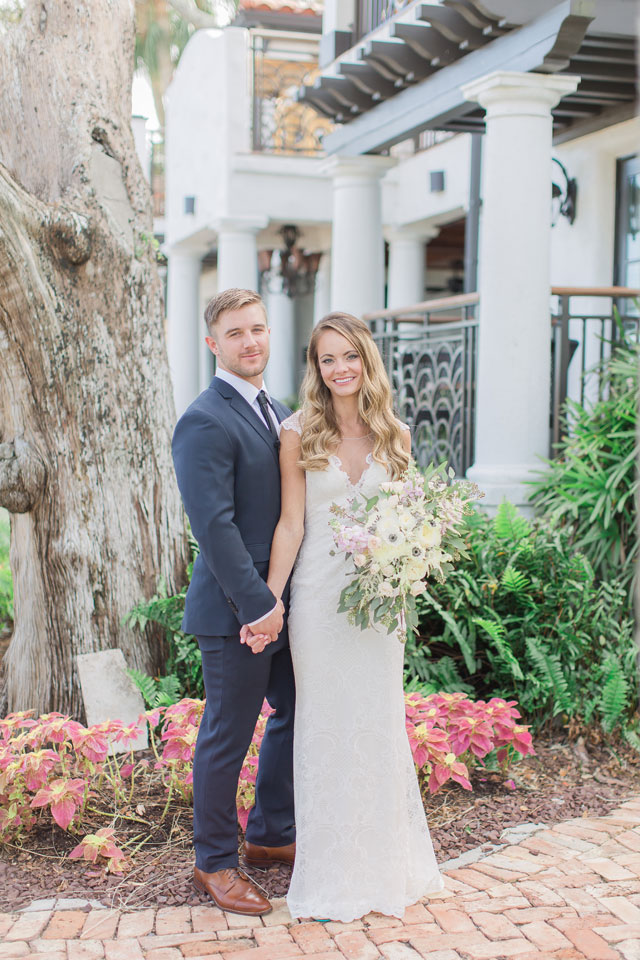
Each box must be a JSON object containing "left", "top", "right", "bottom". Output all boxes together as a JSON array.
[
  {"left": 0, "top": 508, "right": 13, "bottom": 633},
  {"left": 409, "top": 502, "right": 636, "bottom": 737},
  {"left": 528, "top": 325, "right": 638, "bottom": 594},
  {"left": 124, "top": 539, "right": 202, "bottom": 702}
]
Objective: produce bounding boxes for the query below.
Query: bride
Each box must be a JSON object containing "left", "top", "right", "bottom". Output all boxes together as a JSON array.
[{"left": 247, "top": 311, "right": 443, "bottom": 922}]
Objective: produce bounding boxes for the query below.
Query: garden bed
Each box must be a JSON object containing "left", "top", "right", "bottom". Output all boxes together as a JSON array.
[{"left": 1, "top": 732, "right": 637, "bottom": 913}]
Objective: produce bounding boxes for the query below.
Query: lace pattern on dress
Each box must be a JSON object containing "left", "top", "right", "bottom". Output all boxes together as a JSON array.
[{"left": 281, "top": 410, "right": 303, "bottom": 435}]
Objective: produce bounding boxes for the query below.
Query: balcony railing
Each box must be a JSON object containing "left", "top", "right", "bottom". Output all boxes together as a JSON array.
[
  {"left": 367, "top": 293, "right": 479, "bottom": 476},
  {"left": 551, "top": 286, "right": 640, "bottom": 448},
  {"left": 354, "top": 0, "right": 411, "bottom": 41},
  {"left": 251, "top": 29, "right": 333, "bottom": 155},
  {"left": 365, "top": 287, "right": 640, "bottom": 476}
]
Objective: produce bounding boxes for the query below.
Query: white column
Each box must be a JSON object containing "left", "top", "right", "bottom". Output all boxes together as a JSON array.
[
  {"left": 265, "top": 266, "right": 297, "bottom": 402},
  {"left": 386, "top": 226, "right": 438, "bottom": 309},
  {"left": 324, "top": 156, "right": 395, "bottom": 316},
  {"left": 313, "top": 251, "right": 332, "bottom": 325},
  {"left": 166, "top": 249, "right": 202, "bottom": 417},
  {"left": 215, "top": 217, "right": 266, "bottom": 292},
  {"left": 461, "top": 71, "right": 579, "bottom": 510}
]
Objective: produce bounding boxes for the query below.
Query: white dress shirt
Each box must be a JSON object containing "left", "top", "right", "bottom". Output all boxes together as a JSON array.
[
  {"left": 214, "top": 366, "right": 281, "bottom": 628},
  {"left": 214, "top": 367, "right": 281, "bottom": 437}
]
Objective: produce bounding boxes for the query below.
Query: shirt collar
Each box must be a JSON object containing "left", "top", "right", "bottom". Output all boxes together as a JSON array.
[{"left": 215, "top": 367, "right": 272, "bottom": 406}]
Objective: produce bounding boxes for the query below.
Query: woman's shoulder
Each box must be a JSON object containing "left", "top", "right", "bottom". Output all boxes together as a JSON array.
[{"left": 281, "top": 409, "right": 304, "bottom": 435}]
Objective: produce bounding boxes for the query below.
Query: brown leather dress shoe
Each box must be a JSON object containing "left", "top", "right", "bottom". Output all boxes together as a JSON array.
[
  {"left": 243, "top": 840, "right": 296, "bottom": 868},
  {"left": 193, "top": 866, "right": 272, "bottom": 916}
]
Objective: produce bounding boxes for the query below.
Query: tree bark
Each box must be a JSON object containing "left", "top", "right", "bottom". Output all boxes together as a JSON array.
[{"left": 0, "top": 0, "right": 188, "bottom": 716}]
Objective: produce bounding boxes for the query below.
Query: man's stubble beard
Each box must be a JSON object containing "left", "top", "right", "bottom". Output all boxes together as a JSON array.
[{"left": 224, "top": 347, "right": 270, "bottom": 381}]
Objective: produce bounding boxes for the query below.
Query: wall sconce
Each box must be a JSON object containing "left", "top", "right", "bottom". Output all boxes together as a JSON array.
[
  {"left": 259, "top": 225, "right": 321, "bottom": 299},
  {"left": 184, "top": 196, "right": 196, "bottom": 215},
  {"left": 551, "top": 159, "right": 577, "bottom": 225}
]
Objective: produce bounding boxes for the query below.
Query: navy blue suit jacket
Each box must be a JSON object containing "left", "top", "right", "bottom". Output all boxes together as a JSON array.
[{"left": 172, "top": 377, "right": 291, "bottom": 638}]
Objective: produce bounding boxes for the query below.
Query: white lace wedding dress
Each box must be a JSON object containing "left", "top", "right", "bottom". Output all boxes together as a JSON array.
[{"left": 281, "top": 412, "right": 443, "bottom": 922}]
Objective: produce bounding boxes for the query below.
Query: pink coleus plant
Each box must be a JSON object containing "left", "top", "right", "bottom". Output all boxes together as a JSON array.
[
  {"left": 69, "top": 827, "right": 128, "bottom": 873},
  {"left": 30, "top": 777, "right": 87, "bottom": 830},
  {"left": 0, "top": 688, "right": 535, "bottom": 852}
]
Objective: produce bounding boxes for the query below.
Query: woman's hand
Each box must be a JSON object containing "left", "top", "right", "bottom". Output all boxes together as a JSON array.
[{"left": 239, "top": 623, "right": 272, "bottom": 654}]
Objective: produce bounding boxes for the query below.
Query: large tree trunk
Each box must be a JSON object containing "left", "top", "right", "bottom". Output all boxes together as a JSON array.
[{"left": 0, "top": 0, "right": 188, "bottom": 716}]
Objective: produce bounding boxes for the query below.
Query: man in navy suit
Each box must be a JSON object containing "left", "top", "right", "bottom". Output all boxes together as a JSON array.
[{"left": 172, "top": 288, "right": 295, "bottom": 917}]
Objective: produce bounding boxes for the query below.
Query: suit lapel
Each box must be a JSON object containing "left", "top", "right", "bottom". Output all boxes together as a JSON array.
[
  {"left": 272, "top": 399, "right": 292, "bottom": 424},
  {"left": 212, "top": 378, "right": 280, "bottom": 464}
]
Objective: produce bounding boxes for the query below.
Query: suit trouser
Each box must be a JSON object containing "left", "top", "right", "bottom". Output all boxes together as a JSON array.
[{"left": 193, "top": 628, "right": 296, "bottom": 873}]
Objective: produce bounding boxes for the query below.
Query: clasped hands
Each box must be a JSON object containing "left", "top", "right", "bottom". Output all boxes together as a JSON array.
[{"left": 239, "top": 597, "right": 284, "bottom": 654}]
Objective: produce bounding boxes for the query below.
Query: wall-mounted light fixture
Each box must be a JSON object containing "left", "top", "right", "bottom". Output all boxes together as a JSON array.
[
  {"left": 551, "top": 158, "right": 577, "bottom": 225},
  {"left": 259, "top": 225, "right": 321, "bottom": 299},
  {"left": 184, "top": 196, "right": 196, "bottom": 215}
]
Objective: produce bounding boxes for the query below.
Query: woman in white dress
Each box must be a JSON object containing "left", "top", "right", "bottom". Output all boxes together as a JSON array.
[{"left": 248, "top": 312, "right": 443, "bottom": 921}]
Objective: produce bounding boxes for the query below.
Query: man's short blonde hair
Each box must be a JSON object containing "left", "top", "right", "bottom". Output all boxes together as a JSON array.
[{"left": 204, "top": 288, "right": 267, "bottom": 335}]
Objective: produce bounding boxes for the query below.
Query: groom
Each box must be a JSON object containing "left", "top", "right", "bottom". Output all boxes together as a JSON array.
[{"left": 172, "top": 288, "right": 295, "bottom": 917}]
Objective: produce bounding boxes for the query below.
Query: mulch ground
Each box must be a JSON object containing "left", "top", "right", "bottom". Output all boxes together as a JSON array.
[{"left": 1, "top": 731, "right": 638, "bottom": 913}]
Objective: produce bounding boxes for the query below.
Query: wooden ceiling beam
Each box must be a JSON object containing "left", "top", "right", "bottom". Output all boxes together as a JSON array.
[
  {"left": 313, "top": 76, "right": 375, "bottom": 113},
  {"left": 339, "top": 62, "right": 402, "bottom": 99},
  {"left": 442, "top": 0, "right": 511, "bottom": 34},
  {"left": 415, "top": 3, "right": 490, "bottom": 47},
  {"left": 391, "top": 22, "right": 458, "bottom": 66},
  {"left": 566, "top": 59, "right": 636, "bottom": 82},
  {"left": 361, "top": 39, "right": 438, "bottom": 82}
]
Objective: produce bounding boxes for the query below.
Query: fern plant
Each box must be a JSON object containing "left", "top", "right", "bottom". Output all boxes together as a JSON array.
[
  {"left": 412, "top": 501, "right": 637, "bottom": 737},
  {"left": 125, "top": 537, "right": 203, "bottom": 702},
  {"left": 528, "top": 322, "right": 638, "bottom": 595},
  {"left": 128, "top": 668, "right": 182, "bottom": 708}
]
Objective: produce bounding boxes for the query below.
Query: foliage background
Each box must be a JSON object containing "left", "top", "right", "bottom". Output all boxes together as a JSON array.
[{"left": 0, "top": 508, "right": 12, "bottom": 635}]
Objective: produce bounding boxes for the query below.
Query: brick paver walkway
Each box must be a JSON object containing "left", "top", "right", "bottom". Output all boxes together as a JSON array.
[{"left": 2, "top": 798, "right": 640, "bottom": 960}]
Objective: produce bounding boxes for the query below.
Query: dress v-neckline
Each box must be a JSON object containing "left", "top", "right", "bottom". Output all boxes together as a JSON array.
[{"left": 329, "top": 452, "right": 374, "bottom": 490}]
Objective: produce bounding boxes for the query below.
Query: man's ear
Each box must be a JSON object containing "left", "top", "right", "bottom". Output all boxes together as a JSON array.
[{"left": 205, "top": 335, "right": 218, "bottom": 356}]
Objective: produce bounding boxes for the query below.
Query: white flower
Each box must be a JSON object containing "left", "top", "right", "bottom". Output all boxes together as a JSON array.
[
  {"left": 376, "top": 516, "right": 404, "bottom": 546},
  {"left": 377, "top": 581, "right": 394, "bottom": 598},
  {"left": 387, "top": 495, "right": 399, "bottom": 508},
  {"left": 381, "top": 563, "right": 395, "bottom": 578},
  {"left": 354, "top": 553, "right": 367, "bottom": 568},
  {"left": 419, "top": 522, "right": 442, "bottom": 549},
  {"left": 406, "top": 558, "right": 428, "bottom": 581},
  {"left": 398, "top": 511, "right": 414, "bottom": 531},
  {"left": 410, "top": 580, "right": 426, "bottom": 596},
  {"left": 368, "top": 535, "right": 382, "bottom": 551}
]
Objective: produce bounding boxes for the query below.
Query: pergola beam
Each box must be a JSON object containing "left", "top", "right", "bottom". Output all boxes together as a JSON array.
[{"left": 323, "top": 0, "right": 594, "bottom": 156}]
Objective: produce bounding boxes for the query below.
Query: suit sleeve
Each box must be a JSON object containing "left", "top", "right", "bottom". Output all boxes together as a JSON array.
[{"left": 172, "top": 408, "right": 277, "bottom": 626}]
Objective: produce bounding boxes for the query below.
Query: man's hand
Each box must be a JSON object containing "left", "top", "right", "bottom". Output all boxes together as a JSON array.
[{"left": 239, "top": 599, "right": 284, "bottom": 654}]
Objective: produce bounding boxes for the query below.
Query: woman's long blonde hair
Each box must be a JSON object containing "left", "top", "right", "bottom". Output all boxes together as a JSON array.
[{"left": 298, "top": 312, "right": 410, "bottom": 480}]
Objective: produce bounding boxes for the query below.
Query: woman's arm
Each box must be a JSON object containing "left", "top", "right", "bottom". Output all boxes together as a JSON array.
[
  {"left": 402, "top": 426, "right": 412, "bottom": 456},
  {"left": 266, "top": 426, "right": 306, "bottom": 599}
]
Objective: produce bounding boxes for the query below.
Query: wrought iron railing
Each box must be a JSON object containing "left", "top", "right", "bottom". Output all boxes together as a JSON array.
[
  {"left": 354, "top": 0, "right": 414, "bottom": 41},
  {"left": 366, "top": 294, "right": 479, "bottom": 476},
  {"left": 366, "top": 286, "right": 640, "bottom": 475},
  {"left": 550, "top": 286, "right": 640, "bottom": 449},
  {"left": 250, "top": 30, "right": 333, "bottom": 155}
]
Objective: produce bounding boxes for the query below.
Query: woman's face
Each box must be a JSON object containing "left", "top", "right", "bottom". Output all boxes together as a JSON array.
[{"left": 316, "top": 329, "right": 364, "bottom": 399}]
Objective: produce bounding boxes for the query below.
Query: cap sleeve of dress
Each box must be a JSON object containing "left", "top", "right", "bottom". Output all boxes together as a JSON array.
[
  {"left": 281, "top": 410, "right": 303, "bottom": 435},
  {"left": 396, "top": 418, "right": 411, "bottom": 432}
]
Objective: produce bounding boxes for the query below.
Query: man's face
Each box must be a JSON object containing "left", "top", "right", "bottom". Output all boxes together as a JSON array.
[{"left": 206, "top": 303, "right": 271, "bottom": 385}]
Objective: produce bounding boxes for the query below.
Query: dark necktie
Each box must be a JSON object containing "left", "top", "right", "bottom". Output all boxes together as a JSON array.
[{"left": 257, "top": 390, "right": 278, "bottom": 439}]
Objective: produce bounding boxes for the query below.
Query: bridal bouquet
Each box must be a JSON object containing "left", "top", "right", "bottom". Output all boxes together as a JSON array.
[{"left": 329, "top": 460, "right": 482, "bottom": 641}]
